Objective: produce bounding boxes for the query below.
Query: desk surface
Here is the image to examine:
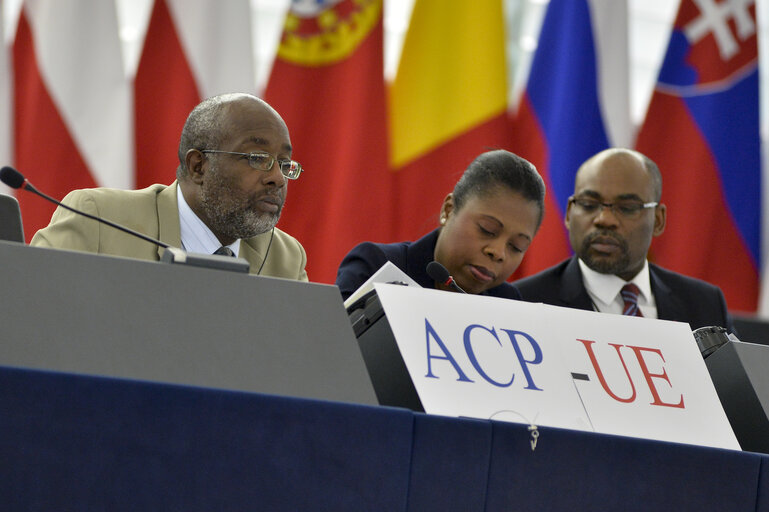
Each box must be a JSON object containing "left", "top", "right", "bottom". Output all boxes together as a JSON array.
[{"left": 0, "top": 365, "right": 766, "bottom": 512}]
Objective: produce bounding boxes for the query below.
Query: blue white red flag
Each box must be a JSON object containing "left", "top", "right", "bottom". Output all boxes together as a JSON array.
[
  {"left": 635, "top": 0, "right": 760, "bottom": 313},
  {"left": 511, "top": 0, "right": 629, "bottom": 278}
]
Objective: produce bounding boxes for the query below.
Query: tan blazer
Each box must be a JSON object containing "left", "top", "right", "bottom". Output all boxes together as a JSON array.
[{"left": 30, "top": 182, "right": 308, "bottom": 281}]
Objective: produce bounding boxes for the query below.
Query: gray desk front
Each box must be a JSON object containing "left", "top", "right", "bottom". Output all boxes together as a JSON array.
[{"left": 0, "top": 241, "right": 376, "bottom": 405}]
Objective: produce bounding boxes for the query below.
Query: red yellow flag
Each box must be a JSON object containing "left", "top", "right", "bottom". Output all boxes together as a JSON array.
[
  {"left": 265, "top": 0, "right": 393, "bottom": 283},
  {"left": 388, "top": 0, "right": 513, "bottom": 242}
]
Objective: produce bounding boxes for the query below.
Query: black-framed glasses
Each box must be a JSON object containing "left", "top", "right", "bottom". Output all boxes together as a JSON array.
[
  {"left": 568, "top": 195, "right": 658, "bottom": 220},
  {"left": 201, "top": 150, "right": 303, "bottom": 180}
]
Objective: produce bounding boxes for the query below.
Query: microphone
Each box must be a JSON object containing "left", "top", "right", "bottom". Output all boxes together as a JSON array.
[
  {"left": 426, "top": 261, "right": 466, "bottom": 293},
  {"left": 0, "top": 166, "right": 249, "bottom": 273},
  {"left": 1, "top": 165, "right": 170, "bottom": 249}
]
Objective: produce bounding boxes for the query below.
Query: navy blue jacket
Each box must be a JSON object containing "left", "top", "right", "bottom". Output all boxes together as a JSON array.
[{"left": 336, "top": 229, "right": 521, "bottom": 301}]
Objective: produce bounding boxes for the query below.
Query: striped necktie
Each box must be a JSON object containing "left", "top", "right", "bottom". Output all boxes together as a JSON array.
[{"left": 620, "top": 283, "right": 643, "bottom": 317}]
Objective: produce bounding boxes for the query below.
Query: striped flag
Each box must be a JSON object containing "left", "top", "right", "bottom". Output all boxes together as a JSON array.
[
  {"left": 133, "top": 0, "right": 254, "bottom": 188},
  {"left": 510, "top": 0, "right": 630, "bottom": 278},
  {"left": 635, "top": 0, "right": 760, "bottom": 313},
  {"left": 12, "top": 0, "right": 131, "bottom": 240},
  {"left": 264, "top": 0, "right": 393, "bottom": 283},
  {"left": 388, "top": 0, "right": 513, "bottom": 242},
  {"left": 1, "top": 1, "right": 12, "bottom": 184},
  {"left": 133, "top": 0, "right": 199, "bottom": 189}
]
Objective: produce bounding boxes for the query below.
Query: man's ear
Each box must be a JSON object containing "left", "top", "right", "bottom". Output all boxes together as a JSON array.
[
  {"left": 184, "top": 149, "right": 206, "bottom": 184},
  {"left": 564, "top": 198, "right": 574, "bottom": 230},
  {"left": 653, "top": 203, "right": 667, "bottom": 237},
  {"left": 439, "top": 193, "right": 454, "bottom": 225}
]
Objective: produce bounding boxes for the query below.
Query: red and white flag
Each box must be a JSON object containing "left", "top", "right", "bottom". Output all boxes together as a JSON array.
[
  {"left": 133, "top": 0, "right": 254, "bottom": 188},
  {"left": 13, "top": 0, "right": 131, "bottom": 240},
  {"left": 1, "top": 1, "right": 13, "bottom": 184}
]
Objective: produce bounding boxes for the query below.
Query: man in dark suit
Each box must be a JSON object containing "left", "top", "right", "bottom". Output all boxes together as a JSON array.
[{"left": 514, "top": 148, "right": 732, "bottom": 332}]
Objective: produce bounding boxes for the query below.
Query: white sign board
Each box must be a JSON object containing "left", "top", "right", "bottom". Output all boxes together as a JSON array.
[{"left": 374, "top": 284, "right": 740, "bottom": 451}]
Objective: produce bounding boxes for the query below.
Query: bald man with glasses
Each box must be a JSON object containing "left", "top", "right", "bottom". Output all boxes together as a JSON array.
[
  {"left": 32, "top": 93, "right": 308, "bottom": 280},
  {"left": 514, "top": 148, "right": 733, "bottom": 332}
]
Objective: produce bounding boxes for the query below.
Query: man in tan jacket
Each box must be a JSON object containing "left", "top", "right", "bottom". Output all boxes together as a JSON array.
[{"left": 31, "top": 93, "right": 307, "bottom": 281}]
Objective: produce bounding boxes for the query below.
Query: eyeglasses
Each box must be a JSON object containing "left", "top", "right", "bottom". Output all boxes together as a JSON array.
[
  {"left": 201, "top": 150, "right": 303, "bottom": 180},
  {"left": 568, "top": 196, "right": 658, "bottom": 219}
]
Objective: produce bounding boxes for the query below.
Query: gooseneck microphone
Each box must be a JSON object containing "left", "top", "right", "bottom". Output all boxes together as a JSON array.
[
  {"left": 0, "top": 165, "right": 249, "bottom": 273},
  {"left": 426, "top": 261, "right": 466, "bottom": 293},
  {"left": 0, "top": 166, "right": 170, "bottom": 249}
]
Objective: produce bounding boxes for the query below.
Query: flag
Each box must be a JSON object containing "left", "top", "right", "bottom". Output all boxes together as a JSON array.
[
  {"left": 388, "top": 0, "right": 512, "bottom": 243},
  {"left": 1, "top": 1, "right": 12, "bottom": 186},
  {"left": 134, "top": 0, "right": 254, "bottom": 188},
  {"left": 13, "top": 0, "right": 131, "bottom": 241},
  {"left": 509, "top": 0, "right": 630, "bottom": 278},
  {"left": 264, "top": 0, "right": 393, "bottom": 283},
  {"left": 635, "top": 0, "right": 760, "bottom": 313}
]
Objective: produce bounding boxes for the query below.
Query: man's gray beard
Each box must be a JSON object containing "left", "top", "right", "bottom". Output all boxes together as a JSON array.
[
  {"left": 205, "top": 205, "right": 279, "bottom": 240},
  {"left": 200, "top": 171, "right": 281, "bottom": 240}
]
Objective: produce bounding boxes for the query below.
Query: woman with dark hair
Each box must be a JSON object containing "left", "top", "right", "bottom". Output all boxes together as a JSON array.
[{"left": 336, "top": 149, "right": 545, "bottom": 299}]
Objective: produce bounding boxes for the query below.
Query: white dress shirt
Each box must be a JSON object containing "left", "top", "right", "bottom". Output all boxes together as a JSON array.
[
  {"left": 176, "top": 186, "right": 240, "bottom": 256},
  {"left": 578, "top": 258, "right": 658, "bottom": 318}
]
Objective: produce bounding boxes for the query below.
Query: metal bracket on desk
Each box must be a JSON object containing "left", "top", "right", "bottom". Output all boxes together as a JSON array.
[{"left": 161, "top": 247, "right": 250, "bottom": 273}]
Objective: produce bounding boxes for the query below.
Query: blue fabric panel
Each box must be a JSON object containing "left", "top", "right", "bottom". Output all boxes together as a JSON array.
[
  {"left": 757, "top": 455, "right": 769, "bottom": 511},
  {"left": 406, "top": 413, "right": 492, "bottom": 511},
  {"left": 0, "top": 366, "right": 414, "bottom": 512},
  {"left": 484, "top": 421, "right": 764, "bottom": 511},
  {"left": 3, "top": 364, "right": 768, "bottom": 511}
]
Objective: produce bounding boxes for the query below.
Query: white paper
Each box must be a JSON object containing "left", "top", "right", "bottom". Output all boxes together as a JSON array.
[{"left": 343, "top": 261, "right": 421, "bottom": 309}]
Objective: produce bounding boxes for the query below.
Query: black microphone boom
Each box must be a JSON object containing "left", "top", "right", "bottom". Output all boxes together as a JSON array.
[
  {"left": 0, "top": 166, "right": 249, "bottom": 273},
  {"left": 1, "top": 165, "right": 171, "bottom": 249},
  {"left": 426, "top": 261, "right": 466, "bottom": 293}
]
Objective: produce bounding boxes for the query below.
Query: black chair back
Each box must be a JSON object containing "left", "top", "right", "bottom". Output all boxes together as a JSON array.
[{"left": 0, "top": 194, "right": 24, "bottom": 243}]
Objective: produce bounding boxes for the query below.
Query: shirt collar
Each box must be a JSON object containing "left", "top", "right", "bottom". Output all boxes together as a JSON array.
[
  {"left": 578, "top": 258, "right": 653, "bottom": 308},
  {"left": 177, "top": 186, "right": 240, "bottom": 256}
]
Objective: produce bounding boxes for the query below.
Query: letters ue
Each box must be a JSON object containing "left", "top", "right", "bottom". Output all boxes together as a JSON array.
[{"left": 578, "top": 339, "right": 685, "bottom": 409}]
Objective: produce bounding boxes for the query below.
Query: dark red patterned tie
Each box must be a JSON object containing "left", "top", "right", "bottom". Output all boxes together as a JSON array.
[{"left": 620, "top": 283, "right": 643, "bottom": 317}]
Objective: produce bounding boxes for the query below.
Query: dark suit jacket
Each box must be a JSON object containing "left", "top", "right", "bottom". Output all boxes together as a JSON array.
[
  {"left": 336, "top": 229, "right": 521, "bottom": 301},
  {"left": 513, "top": 257, "right": 733, "bottom": 332}
]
